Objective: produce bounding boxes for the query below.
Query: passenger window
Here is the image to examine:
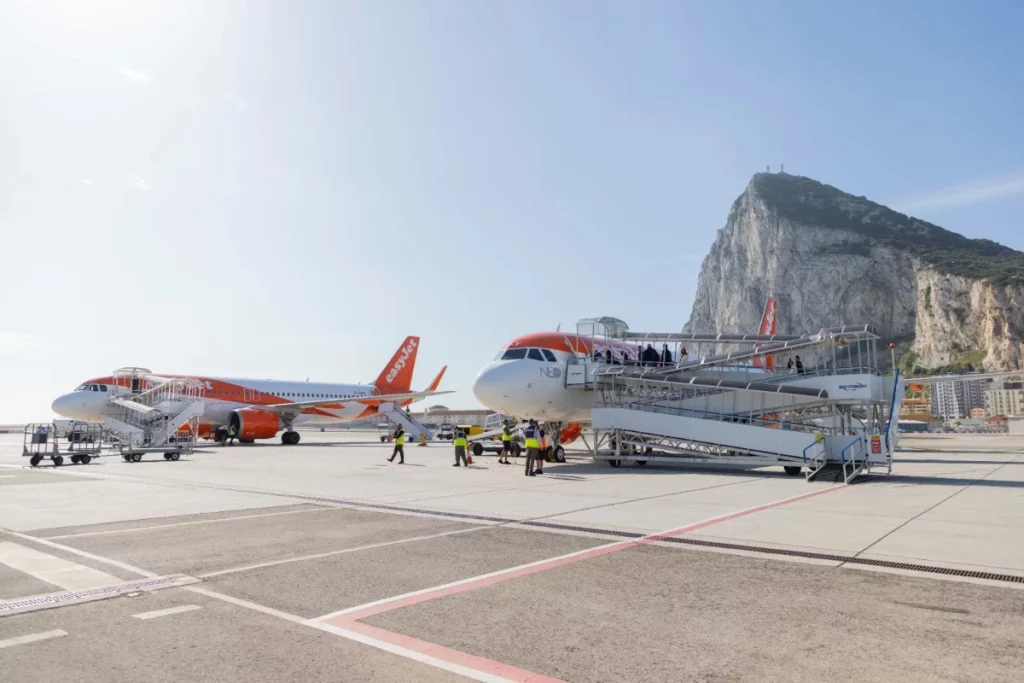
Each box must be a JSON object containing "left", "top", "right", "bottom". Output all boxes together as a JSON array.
[
  {"left": 527, "top": 348, "right": 545, "bottom": 361},
  {"left": 501, "top": 348, "right": 527, "bottom": 360},
  {"left": 541, "top": 349, "right": 556, "bottom": 362}
]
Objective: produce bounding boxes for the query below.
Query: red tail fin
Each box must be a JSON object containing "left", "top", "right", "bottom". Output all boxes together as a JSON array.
[
  {"left": 374, "top": 336, "right": 420, "bottom": 394},
  {"left": 426, "top": 366, "right": 447, "bottom": 392},
  {"left": 752, "top": 298, "right": 778, "bottom": 371}
]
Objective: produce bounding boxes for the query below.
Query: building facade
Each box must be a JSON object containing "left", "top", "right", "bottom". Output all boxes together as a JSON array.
[{"left": 985, "top": 383, "right": 1024, "bottom": 417}]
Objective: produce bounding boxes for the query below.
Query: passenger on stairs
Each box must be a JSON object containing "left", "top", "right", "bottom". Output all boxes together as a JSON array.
[
  {"left": 795, "top": 356, "right": 805, "bottom": 375},
  {"left": 642, "top": 344, "right": 659, "bottom": 366},
  {"left": 661, "top": 344, "right": 672, "bottom": 367}
]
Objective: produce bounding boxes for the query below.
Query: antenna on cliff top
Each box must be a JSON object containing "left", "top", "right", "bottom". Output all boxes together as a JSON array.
[
  {"left": 780, "top": 164, "right": 784, "bottom": 173},
  {"left": 766, "top": 165, "right": 770, "bottom": 173}
]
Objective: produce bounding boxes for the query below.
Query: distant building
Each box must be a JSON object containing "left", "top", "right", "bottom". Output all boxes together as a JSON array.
[
  {"left": 985, "top": 383, "right": 1024, "bottom": 416},
  {"left": 969, "top": 407, "right": 988, "bottom": 420},
  {"left": 931, "top": 378, "right": 991, "bottom": 419}
]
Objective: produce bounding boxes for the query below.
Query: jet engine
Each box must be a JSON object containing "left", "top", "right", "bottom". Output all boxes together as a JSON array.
[{"left": 229, "top": 409, "right": 281, "bottom": 441}]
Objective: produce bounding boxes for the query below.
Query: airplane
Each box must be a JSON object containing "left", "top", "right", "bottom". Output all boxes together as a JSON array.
[
  {"left": 471, "top": 300, "right": 779, "bottom": 457},
  {"left": 51, "top": 336, "right": 450, "bottom": 445}
]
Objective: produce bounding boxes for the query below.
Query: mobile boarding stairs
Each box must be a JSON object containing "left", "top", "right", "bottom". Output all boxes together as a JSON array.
[
  {"left": 102, "top": 367, "right": 207, "bottom": 462},
  {"left": 568, "top": 319, "right": 902, "bottom": 483}
]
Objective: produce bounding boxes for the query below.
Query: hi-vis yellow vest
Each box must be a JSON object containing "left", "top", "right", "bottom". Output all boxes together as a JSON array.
[
  {"left": 524, "top": 427, "right": 539, "bottom": 449},
  {"left": 454, "top": 436, "right": 467, "bottom": 448},
  {"left": 395, "top": 431, "right": 405, "bottom": 445}
]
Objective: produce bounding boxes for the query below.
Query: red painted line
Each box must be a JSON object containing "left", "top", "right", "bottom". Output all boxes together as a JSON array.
[
  {"left": 344, "top": 621, "right": 565, "bottom": 682},
  {"left": 328, "top": 483, "right": 846, "bottom": 625}
]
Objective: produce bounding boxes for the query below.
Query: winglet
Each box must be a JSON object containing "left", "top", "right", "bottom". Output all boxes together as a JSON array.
[
  {"left": 426, "top": 365, "right": 447, "bottom": 392},
  {"left": 374, "top": 336, "right": 420, "bottom": 394}
]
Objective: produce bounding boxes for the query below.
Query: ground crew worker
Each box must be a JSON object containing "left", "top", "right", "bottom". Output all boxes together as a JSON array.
[
  {"left": 228, "top": 424, "right": 238, "bottom": 446},
  {"left": 453, "top": 429, "right": 468, "bottom": 467},
  {"left": 498, "top": 421, "right": 513, "bottom": 464},
  {"left": 388, "top": 425, "right": 405, "bottom": 464},
  {"left": 523, "top": 420, "right": 541, "bottom": 476}
]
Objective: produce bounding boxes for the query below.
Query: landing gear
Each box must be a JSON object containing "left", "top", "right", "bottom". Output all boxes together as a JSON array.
[
  {"left": 553, "top": 446, "right": 566, "bottom": 463},
  {"left": 784, "top": 466, "right": 803, "bottom": 477},
  {"left": 281, "top": 431, "right": 300, "bottom": 445}
]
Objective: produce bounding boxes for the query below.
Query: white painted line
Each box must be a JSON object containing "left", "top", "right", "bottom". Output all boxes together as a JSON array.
[
  {"left": 132, "top": 604, "right": 203, "bottom": 620},
  {"left": 1, "top": 575, "right": 201, "bottom": 616},
  {"left": 198, "top": 525, "right": 489, "bottom": 578},
  {"left": 0, "top": 529, "right": 157, "bottom": 579},
  {"left": 0, "top": 541, "right": 123, "bottom": 590},
  {"left": 45, "top": 507, "right": 329, "bottom": 540},
  {"left": 0, "top": 475, "right": 17, "bottom": 479},
  {"left": 184, "top": 587, "right": 517, "bottom": 682},
  {"left": 0, "top": 630, "right": 67, "bottom": 649}
]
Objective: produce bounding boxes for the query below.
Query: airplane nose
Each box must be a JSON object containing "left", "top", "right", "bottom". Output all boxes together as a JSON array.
[
  {"left": 472, "top": 362, "right": 519, "bottom": 415},
  {"left": 51, "top": 394, "right": 74, "bottom": 417}
]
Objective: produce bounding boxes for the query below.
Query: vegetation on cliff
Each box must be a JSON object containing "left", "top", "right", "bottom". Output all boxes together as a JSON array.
[{"left": 750, "top": 173, "right": 1024, "bottom": 285}]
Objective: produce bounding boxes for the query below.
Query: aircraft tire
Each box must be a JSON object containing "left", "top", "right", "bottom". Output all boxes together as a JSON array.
[
  {"left": 784, "top": 466, "right": 803, "bottom": 477},
  {"left": 291, "top": 432, "right": 300, "bottom": 445},
  {"left": 53, "top": 455, "right": 63, "bottom": 467},
  {"left": 553, "top": 446, "right": 566, "bottom": 463}
]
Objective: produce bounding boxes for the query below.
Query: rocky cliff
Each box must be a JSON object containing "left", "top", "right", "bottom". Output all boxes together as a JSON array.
[{"left": 686, "top": 173, "right": 1024, "bottom": 372}]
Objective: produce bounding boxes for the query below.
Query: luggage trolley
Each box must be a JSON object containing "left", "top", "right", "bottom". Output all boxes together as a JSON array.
[{"left": 23, "top": 422, "right": 104, "bottom": 467}]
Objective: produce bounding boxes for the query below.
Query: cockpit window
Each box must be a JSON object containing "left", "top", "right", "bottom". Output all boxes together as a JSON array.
[
  {"left": 541, "top": 349, "right": 556, "bottom": 362},
  {"left": 501, "top": 348, "right": 527, "bottom": 360},
  {"left": 527, "top": 348, "right": 545, "bottom": 361}
]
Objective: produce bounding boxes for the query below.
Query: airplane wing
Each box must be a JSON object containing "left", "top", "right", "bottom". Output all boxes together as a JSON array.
[{"left": 246, "top": 390, "right": 455, "bottom": 418}]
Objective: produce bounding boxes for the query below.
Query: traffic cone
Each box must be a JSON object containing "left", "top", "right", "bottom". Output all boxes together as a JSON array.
[{"left": 466, "top": 454, "right": 473, "bottom": 464}]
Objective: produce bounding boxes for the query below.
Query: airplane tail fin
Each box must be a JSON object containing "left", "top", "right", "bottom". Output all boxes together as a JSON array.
[
  {"left": 374, "top": 336, "right": 420, "bottom": 394},
  {"left": 426, "top": 366, "right": 447, "bottom": 392},
  {"left": 752, "top": 298, "right": 778, "bottom": 371}
]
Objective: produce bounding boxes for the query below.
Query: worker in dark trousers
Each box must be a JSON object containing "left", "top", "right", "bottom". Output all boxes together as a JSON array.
[
  {"left": 523, "top": 420, "right": 541, "bottom": 476},
  {"left": 498, "top": 421, "right": 513, "bottom": 464},
  {"left": 388, "top": 425, "right": 405, "bottom": 464},
  {"left": 453, "top": 429, "right": 468, "bottom": 467}
]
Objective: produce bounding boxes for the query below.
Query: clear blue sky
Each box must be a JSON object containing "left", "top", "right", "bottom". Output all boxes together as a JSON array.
[{"left": 2, "top": 0, "right": 1023, "bottom": 422}]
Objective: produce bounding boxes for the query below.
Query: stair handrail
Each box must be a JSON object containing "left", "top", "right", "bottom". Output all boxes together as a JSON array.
[{"left": 840, "top": 437, "right": 861, "bottom": 483}]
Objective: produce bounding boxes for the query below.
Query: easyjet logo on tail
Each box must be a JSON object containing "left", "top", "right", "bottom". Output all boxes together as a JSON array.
[
  {"left": 375, "top": 335, "right": 421, "bottom": 392},
  {"left": 386, "top": 339, "right": 418, "bottom": 383}
]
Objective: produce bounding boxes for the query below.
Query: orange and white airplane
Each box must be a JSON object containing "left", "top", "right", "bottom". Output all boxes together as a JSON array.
[
  {"left": 472, "top": 300, "right": 778, "bottom": 426},
  {"left": 51, "top": 336, "right": 449, "bottom": 445}
]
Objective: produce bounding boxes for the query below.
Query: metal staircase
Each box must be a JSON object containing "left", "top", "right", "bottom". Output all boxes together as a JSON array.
[
  {"left": 103, "top": 368, "right": 206, "bottom": 459},
  {"left": 584, "top": 325, "right": 901, "bottom": 483},
  {"left": 377, "top": 403, "right": 434, "bottom": 440}
]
